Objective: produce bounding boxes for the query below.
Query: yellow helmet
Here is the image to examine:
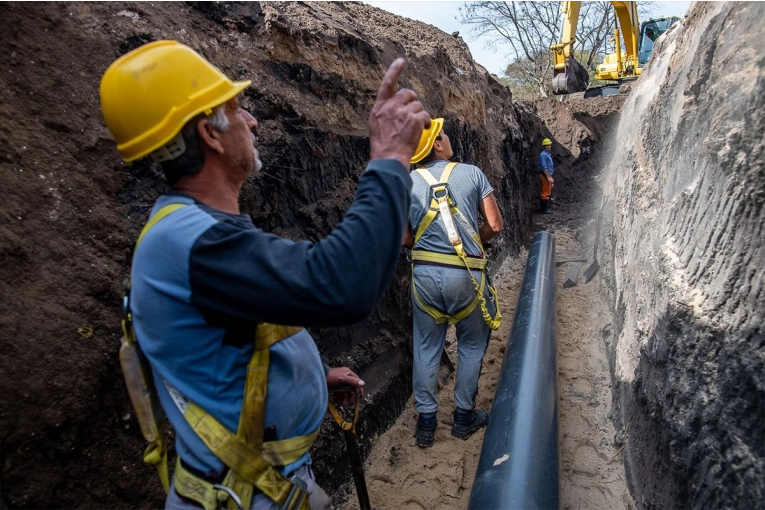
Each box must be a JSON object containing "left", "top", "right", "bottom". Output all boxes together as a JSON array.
[
  {"left": 410, "top": 118, "right": 444, "bottom": 164},
  {"left": 99, "top": 40, "right": 251, "bottom": 162},
  {"left": 541, "top": 138, "right": 553, "bottom": 146}
]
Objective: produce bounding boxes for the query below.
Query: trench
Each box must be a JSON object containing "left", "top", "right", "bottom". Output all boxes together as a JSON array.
[
  {"left": 327, "top": 143, "right": 633, "bottom": 510},
  {"left": 0, "top": 3, "right": 762, "bottom": 510}
]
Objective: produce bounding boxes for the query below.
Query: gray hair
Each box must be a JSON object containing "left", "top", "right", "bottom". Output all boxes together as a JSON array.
[{"left": 156, "top": 103, "right": 230, "bottom": 185}]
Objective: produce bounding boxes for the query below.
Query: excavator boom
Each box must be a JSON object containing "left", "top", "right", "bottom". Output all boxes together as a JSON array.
[
  {"left": 551, "top": 1, "right": 589, "bottom": 94},
  {"left": 551, "top": 0, "right": 664, "bottom": 94}
]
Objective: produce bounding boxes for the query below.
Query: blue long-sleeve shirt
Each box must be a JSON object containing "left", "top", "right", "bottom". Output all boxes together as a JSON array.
[
  {"left": 131, "top": 158, "right": 411, "bottom": 477},
  {"left": 539, "top": 150, "right": 554, "bottom": 176}
]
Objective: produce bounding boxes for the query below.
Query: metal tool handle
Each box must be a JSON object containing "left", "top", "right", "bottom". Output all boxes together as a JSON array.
[{"left": 328, "top": 385, "right": 370, "bottom": 510}]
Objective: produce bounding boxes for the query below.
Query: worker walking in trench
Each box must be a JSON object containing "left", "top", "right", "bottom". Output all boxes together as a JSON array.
[
  {"left": 100, "top": 41, "right": 430, "bottom": 509},
  {"left": 539, "top": 138, "right": 555, "bottom": 214},
  {"left": 402, "top": 119, "right": 503, "bottom": 448}
]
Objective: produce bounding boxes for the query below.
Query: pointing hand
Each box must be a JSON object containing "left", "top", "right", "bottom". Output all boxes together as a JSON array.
[{"left": 369, "top": 58, "right": 431, "bottom": 168}]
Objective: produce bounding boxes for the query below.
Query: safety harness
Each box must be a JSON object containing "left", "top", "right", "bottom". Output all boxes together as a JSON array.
[
  {"left": 120, "top": 203, "right": 314, "bottom": 510},
  {"left": 411, "top": 162, "right": 502, "bottom": 330}
]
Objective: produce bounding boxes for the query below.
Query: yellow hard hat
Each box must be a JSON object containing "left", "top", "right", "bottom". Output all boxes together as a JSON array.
[
  {"left": 100, "top": 40, "right": 251, "bottom": 162},
  {"left": 410, "top": 118, "right": 444, "bottom": 164},
  {"left": 542, "top": 138, "right": 553, "bottom": 146}
]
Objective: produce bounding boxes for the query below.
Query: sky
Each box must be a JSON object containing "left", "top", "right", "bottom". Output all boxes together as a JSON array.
[{"left": 366, "top": 1, "right": 693, "bottom": 76}]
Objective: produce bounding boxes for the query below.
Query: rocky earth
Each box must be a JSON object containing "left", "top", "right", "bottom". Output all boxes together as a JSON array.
[{"left": 598, "top": 2, "right": 764, "bottom": 508}]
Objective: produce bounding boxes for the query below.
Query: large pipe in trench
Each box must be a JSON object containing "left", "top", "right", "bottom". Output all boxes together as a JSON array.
[{"left": 468, "top": 231, "right": 559, "bottom": 509}]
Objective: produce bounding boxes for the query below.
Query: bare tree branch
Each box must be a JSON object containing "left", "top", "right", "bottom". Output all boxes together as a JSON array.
[{"left": 459, "top": 1, "right": 661, "bottom": 98}]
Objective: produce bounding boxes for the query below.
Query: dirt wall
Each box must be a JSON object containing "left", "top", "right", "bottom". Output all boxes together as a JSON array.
[
  {"left": 599, "top": 2, "right": 764, "bottom": 508},
  {"left": 0, "top": 2, "right": 557, "bottom": 507}
]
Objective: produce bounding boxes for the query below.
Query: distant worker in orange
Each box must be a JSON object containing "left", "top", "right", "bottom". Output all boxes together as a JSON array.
[{"left": 539, "top": 138, "right": 554, "bottom": 214}]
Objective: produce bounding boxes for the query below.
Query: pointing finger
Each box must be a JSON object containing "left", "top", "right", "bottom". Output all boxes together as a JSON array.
[{"left": 375, "top": 58, "right": 405, "bottom": 104}]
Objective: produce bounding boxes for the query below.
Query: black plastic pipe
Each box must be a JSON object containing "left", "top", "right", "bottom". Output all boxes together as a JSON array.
[{"left": 469, "top": 231, "right": 559, "bottom": 510}]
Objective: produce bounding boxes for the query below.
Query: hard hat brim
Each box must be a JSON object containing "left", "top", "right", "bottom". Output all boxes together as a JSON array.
[
  {"left": 411, "top": 118, "right": 444, "bottom": 164},
  {"left": 119, "top": 79, "right": 252, "bottom": 162},
  {"left": 101, "top": 40, "right": 255, "bottom": 163}
]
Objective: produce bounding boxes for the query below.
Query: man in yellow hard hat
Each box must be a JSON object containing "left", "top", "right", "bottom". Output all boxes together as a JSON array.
[
  {"left": 100, "top": 41, "right": 430, "bottom": 509},
  {"left": 402, "top": 118, "right": 503, "bottom": 448},
  {"left": 539, "top": 138, "right": 555, "bottom": 214}
]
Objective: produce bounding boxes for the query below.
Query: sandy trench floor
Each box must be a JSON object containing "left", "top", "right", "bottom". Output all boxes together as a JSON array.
[{"left": 337, "top": 203, "right": 635, "bottom": 510}]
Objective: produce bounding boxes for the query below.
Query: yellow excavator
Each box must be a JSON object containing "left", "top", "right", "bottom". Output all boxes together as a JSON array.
[{"left": 551, "top": 1, "right": 680, "bottom": 96}]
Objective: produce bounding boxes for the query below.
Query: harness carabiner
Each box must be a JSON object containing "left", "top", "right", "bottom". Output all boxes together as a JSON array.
[
  {"left": 278, "top": 474, "right": 308, "bottom": 510},
  {"left": 213, "top": 484, "right": 244, "bottom": 510},
  {"left": 122, "top": 279, "right": 131, "bottom": 316},
  {"left": 430, "top": 182, "right": 457, "bottom": 207}
]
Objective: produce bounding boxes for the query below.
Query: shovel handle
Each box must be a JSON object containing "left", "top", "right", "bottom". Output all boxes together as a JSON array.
[{"left": 327, "top": 386, "right": 371, "bottom": 508}]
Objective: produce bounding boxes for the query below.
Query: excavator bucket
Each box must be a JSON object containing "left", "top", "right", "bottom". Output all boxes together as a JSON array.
[{"left": 552, "top": 57, "right": 589, "bottom": 95}]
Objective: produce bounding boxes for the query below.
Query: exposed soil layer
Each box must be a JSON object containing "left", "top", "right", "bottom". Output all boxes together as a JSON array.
[
  {"left": 0, "top": 2, "right": 611, "bottom": 508},
  {"left": 516, "top": 96, "right": 624, "bottom": 204},
  {"left": 1, "top": 1, "right": 762, "bottom": 509},
  {"left": 599, "top": 3, "right": 764, "bottom": 508}
]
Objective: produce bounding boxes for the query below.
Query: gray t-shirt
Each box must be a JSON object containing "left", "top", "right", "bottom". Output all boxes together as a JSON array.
[{"left": 409, "top": 160, "right": 494, "bottom": 257}]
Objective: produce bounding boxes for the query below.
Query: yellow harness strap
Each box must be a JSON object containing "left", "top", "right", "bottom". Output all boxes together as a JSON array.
[
  {"left": 136, "top": 203, "right": 187, "bottom": 248},
  {"left": 120, "top": 203, "right": 190, "bottom": 493},
  {"left": 414, "top": 163, "right": 459, "bottom": 244},
  {"left": 124, "top": 204, "right": 316, "bottom": 509},
  {"left": 120, "top": 316, "right": 171, "bottom": 493},
  {"left": 410, "top": 251, "right": 487, "bottom": 270},
  {"left": 412, "top": 163, "right": 502, "bottom": 330},
  {"left": 327, "top": 391, "right": 361, "bottom": 433},
  {"left": 172, "top": 324, "right": 314, "bottom": 510}
]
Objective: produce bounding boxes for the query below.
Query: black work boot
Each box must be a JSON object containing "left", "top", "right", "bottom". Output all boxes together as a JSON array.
[
  {"left": 451, "top": 408, "right": 489, "bottom": 439},
  {"left": 416, "top": 413, "right": 437, "bottom": 448},
  {"left": 539, "top": 198, "right": 546, "bottom": 213},
  {"left": 542, "top": 199, "right": 553, "bottom": 214}
]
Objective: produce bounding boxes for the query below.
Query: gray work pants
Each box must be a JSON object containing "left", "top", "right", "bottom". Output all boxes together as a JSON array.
[{"left": 411, "top": 264, "right": 494, "bottom": 414}]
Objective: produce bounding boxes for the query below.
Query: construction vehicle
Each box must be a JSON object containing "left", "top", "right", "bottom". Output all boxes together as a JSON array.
[{"left": 551, "top": 1, "right": 680, "bottom": 96}]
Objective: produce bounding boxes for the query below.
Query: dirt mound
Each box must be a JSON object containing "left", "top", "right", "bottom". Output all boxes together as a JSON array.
[{"left": 599, "top": 3, "right": 764, "bottom": 508}]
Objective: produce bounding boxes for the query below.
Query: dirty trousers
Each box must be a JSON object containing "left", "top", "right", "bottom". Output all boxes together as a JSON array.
[
  {"left": 539, "top": 172, "right": 552, "bottom": 200},
  {"left": 164, "top": 464, "right": 332, "bottom": 510},
  {"left": 412, "top": 264, "right": 494, "bottom": 415}
]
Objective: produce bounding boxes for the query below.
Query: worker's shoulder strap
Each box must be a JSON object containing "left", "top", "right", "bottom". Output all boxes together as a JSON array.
[
  {"left": 135, "top": 203, "right": 188, "bottom": 249},
  {"left": 413, "top": 162, "right": 480, "bottom": 248},
  {"left": 414, "top": 161, "right": 458, "bottom": 186},
  {"left": 119, "top": 201, "right": 189, "bottom": 494}
]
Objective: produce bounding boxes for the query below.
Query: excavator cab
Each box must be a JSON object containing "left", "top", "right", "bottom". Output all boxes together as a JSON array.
[{"left": 638, "top": 17, "right": 680, "bottom": 66}]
